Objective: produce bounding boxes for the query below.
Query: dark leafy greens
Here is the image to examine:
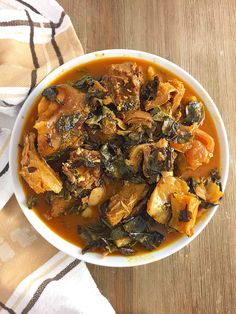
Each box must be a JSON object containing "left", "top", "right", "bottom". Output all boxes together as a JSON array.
[
  {"left": 78, "top": 215, "right": 165, "bottom": 255},
  {"left": 42, "top": 86, "right": 58, "bottom": 101},
  {"left": 73, "top": 75, "right": 94, "bottom": 91},
  {"left": 57, "top": 113, "right": 80, "bottom": 133},
  {"left": 140, "top": 76, "right": 159, "bottom": 103},
  {"left": 182, "top": 101, "right": 205, "bottom": 126}
]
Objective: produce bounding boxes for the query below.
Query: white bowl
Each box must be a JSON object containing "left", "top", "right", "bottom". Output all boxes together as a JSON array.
[{"left": 9, "top": 49, "right": 229, "bottom": 267}]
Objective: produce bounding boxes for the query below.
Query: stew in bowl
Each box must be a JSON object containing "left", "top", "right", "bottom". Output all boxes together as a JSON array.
[{"left": 10, "top": 50, "right": 229, "bottom": 266}]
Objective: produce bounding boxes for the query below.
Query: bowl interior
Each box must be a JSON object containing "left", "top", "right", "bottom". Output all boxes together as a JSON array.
[{"left": 9, "top": 49, "right": 229, "bottom": 267}]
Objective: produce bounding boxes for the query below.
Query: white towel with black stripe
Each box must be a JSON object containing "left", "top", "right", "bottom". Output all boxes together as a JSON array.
[
  {"left": 0, "top": 252, "right": 115, "bottom": 314},
  {"left": 0, "top": 0, "right": 84, "bottom": 209}
]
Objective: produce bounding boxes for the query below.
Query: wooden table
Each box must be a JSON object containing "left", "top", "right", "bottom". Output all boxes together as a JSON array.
[{"left": 59, "top": 1, "right": 236, "bottom": 313}]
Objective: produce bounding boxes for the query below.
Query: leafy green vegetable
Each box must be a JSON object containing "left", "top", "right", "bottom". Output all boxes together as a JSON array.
[
  {"left": 123, "top": 216, "right": 147, "bottom": 233},
  {"left": 140, "top": 76, "right": 159, "bottom": 104},
  {"left": 85, "top": 106, "right": 116, "bottom": 129},
  {"left": 162, "top": 117, "right": 192, "bottom": 144},
  {"left": 45, "top": 188, "right": 71, "bottom": 206},
  {"left": 162, "top": 117, "right": 179, "bottom": 137},
  {"left": 79, "top": 221, "right": 111, "bottom": 242},
  {"left": 100, "top": 144, "right": 144, "bottom": 182},
  {"left": 182, "top": 102, "right": 205, "bottom": 126},
  {"left": 186, "top": 170, "right": 223, "bottom": 210},
  {"left": 130, "top": 232, "right": 164, "bottom": 250},
  {"left": 85, "top": 114, "right": 103, "bottom": 128},
  {"left": 81, "top": 238, "right": 116, "bottom": 254},
  {"left": 199, "top": 201, "right": 216, "bottom": 209},
  {"left": 119, "top": 101, "right": 135, "bottom": 112},
  {"left": 87, "top": 86, "right": 105, "bottom": 100},
  {"left": 45, "top": 148, "right": 70, "bottom": 162},
  {"left": 79, "top": 213, "right": 165, "bottom": 254},
  {"left": 57, "top": 113, "right": 80, "bottom": 133},
  {"left": 151, "top": 106, "right": 168, "bottom": 122},
  {"left": 110, "top": 227, "right": 128, "bottom": 241},
  {"left": 143, "top": 145, "right": 174, "bottom": 183},
  {"left": 186, "top": 178, "right": 197, "bottom": 194},
  {"left": 42, "top": 86, "right": 58, "bottom": 101},
  {"left": 27, "top": 194, "right": 38, "bottom": 209},
  {"left": 210, "top": 168, "right": 222, "bottom": 188},
  {"left": 73, "top": 75, "right": 94, "bottom": 91},
  {"left": 151, "top": 107, "right": 193, "bottom": 144},
  {"left": 66, "top": 202, "right": 86, "bottom": 215}
]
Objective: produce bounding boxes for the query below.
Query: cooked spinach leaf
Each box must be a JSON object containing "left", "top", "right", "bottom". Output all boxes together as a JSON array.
[
  {"left": 57, "top": 113, "right": 80, "bottom": 133},
  {"left": 123, "top": 216, "right": 147, "bottom": 233},
  {"left": 100, "top": 144, "right": 144, "bottom": 182},
  {"left": 210, "top": 168, "right": 222, "bottom": 188},
  {"left": 162, "top": 116, "right": 192, "bottom": 144},
  {"left": 151, "top": 106, "right": 168, "bottom": 122},
  {"left": 130, "top": 232, "right": 164, "bottom": 250},
  {"left": 42, "top": 86, "right": 58, "bottom": 101},
  {"left": 73, "top": 75, "right": 94, "bottom": 91},
  {"left": 162, "top": 117, "right": 179, "bottom": 138},
  {"left": 182, "top": 101, "right": 205, "bottom": 126},
  {"left": 120, "top": 101, "right": 136, "bottom": 112},
  {"left": 140, "top": 76, "right": 159, "bottom": 103},
  {"left": 143, "top": 145, "right": 174, "bottom": 183}
]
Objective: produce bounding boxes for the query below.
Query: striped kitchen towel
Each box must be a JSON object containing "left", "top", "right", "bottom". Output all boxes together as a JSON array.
[
  {"left": 0, "top": 251, "right": 115, "bottom": 314},
  {"left": 0, "top": 0, "right": 84, "bottom": 209}
]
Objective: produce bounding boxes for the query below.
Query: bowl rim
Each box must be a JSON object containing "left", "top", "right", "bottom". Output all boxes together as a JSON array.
[{"left": 9, "top": 49, "right": 229, "bottom": 267}]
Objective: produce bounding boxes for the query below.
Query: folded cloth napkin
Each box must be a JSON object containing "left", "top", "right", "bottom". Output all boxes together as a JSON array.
[
  {"left": 0, "top": 252, "right": 115, "bottom": 314},
  {"left": 0, "top": 1, "right": 115, "bottom": 313}
]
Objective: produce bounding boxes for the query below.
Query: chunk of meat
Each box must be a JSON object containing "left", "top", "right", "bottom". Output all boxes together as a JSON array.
[
  {"left": 145, "top": 79, "right": 184, "bottom": 112},
  {"left": 62, "top": 148, "right": 101, "bottom": 190},
  {"left": 85, "top": 126, "right": 116, "bottom": 144},
  {"left": 205, "top": 181, "right": 223, "bottom": 204},
  {"left": 185, "top": 140, "right": 211, "bottom": 170},
  {"left": 99, "top": 107, "right": 117, "bottom": 140},
  {"left": 185, "top": 129, "right": 214, "bottom": 170},
  {"left": 106, "top": 182, "right": 148, "bottom": 226},
  {"left": 123, "top": 110, "right": 153, "bottom": 128},
  {"left": 175, "top": 129, "right": 215, "bottom": 172},
  {"left": 194, "top": 129, "right": 215, "bottom": 153},
  {"left": 102, "top": 62, "right": 144, "bottom": 110},
  {"left": 20, "top": 133, "right": 62, "bottom": 194},
  {"left": 51, "top": 197, "right": 73, "bottom": 217},
  {"left": 145, "top": 82, "right": 176, "bottom": 110},
  {"left": 85, "top": 106, "right": 120, "bottom": 143},
  {"left": 34, "top": 84, "right": 89, "bottom": 158},
  {"left": 195, "top": 180, "right": 223, "bottom": 204},
  {"left": 168, "top": 79, "right": 185, "bottom": 112},
  {"left": 170, "top": 141, "right": 193, "bottom": 153},
  {"left": 147, "top": 176, "right": 189, "bottom": 224},
  {"left": 169, "top": 193, "right": 200, "bottom": 236},
  {"left": 126, "top": 138, "right": 168, "bottom": 172}
]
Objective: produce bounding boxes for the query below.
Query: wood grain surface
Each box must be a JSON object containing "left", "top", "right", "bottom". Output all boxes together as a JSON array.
[{"left": 59, "top": 1, "right": 236, "bottom": 313}]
